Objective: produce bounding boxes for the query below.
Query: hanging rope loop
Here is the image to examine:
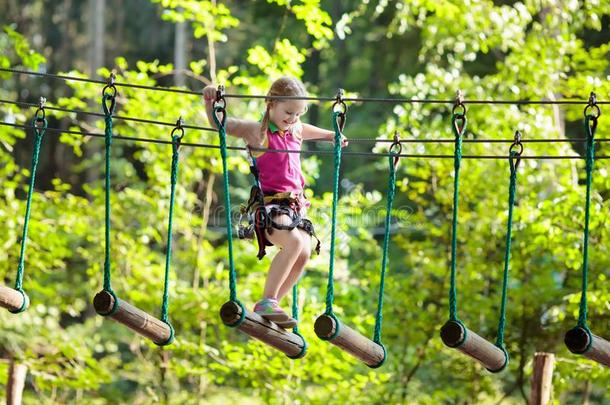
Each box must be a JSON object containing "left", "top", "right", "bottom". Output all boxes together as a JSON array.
[
  {"left": 371, "top": 133, "right": 399, "bottom": 349},
  {"left": 448, "top": 97, "right": 467, "bottom": 322},
  {"left": 332, "top": 88, "right": 348, "bottom": 132},
  {"left": 12, "top": 104, "right": 48, "bottom": 306},
  {"left": 495, "top": 130, "right": 522, "bottom": 351},
  {"left": 100, "top": 81, "right": 117, "bottom": 310},
  {"left": 577, "top": 93, "right": 599, "bottom": 329},
  {"left": 212, "top": 86, "right": 239, "bottom": 303},
  {"left": 325, "top": 101, "right": 348, "bottom": 316},
  {"left": 157, "top": 118, "right": 185, "bottom": 345}
]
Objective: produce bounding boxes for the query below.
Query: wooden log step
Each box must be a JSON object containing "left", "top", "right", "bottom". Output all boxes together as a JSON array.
[
  {"left": 93, "top": 290, "right": 173, "bottom": 346},
  {"left": 314, "top": 314, "right": 386, "bottom": 368},
  {"left": 219, "top": 300, "right": 307, "bottom": 359},
  {"left": 0, "top": 285, "right": 29, "bottom": 313},
  {"left": 564, "top": 326, "right": 610, "bottom": 367},
  {"left": 440, "top": 320, "right": 508, "bottom": 372}
]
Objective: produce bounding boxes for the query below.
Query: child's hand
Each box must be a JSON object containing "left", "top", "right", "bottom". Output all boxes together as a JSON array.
[
  {"left": 340, "top": 134, "right": 349, "bottom": 148},
  {"left": 202, "top": 85, "right": 217, "bottom": 104}
]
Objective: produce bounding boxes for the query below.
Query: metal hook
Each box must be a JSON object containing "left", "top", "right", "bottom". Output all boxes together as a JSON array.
[
  {"left": 509, "top": 130, "right": 523, "bottom": 170},
  {"left": 34, "top": 96, "right": 46, "bottom": 123},
  {"left": 452, "top": 89, "right": 467, "bottom": 116},
  {"left": 584, "top": 91, "right": 601, "bottom": 119},
  {"left": 332, "top": 88, "right": 348, "bottom": 113},
  {"left": 389, "top": 132, "right": 402, "bottom": 168},
  {"left": 101, "top": 72, "right": 118, "bottom": 116},
  {"left": 215, "top": 85, "right": 226, "bottom": 108},
  {"left": 171, "top": 116, "right": 185, "bottom": 146},
  {"left": 332, "top": 88, "right": 348, "bottom": 132}
]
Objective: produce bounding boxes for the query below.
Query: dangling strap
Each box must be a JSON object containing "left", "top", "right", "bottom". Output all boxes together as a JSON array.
[
  {"left": 372, "top": 136, "right": 401, "bottom": 346},
  {"left": 246, "top": 147, "right": 265, "bottom": 205},
  {"left": 157, "top": 120, "right": 185, "bottom": 346},
  {"left": 101, "top": 81, "right": 119, "bottom": 315},
  {"left": 448, "top": 102, "right": 467, "bottom": 322},
  {"left": 12, "top": 102, "right": 47, "bottom": 312},
  {"left": 495, "top": 132, "right": 522, "bottom": 350},
  {"left": 577, "top": 97, "right": 599, "bottom": 330}
]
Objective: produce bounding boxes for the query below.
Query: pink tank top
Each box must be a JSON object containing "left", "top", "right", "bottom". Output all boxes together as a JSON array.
[{"left": 255, "top": 126, "right": 305, "bottom": 195}]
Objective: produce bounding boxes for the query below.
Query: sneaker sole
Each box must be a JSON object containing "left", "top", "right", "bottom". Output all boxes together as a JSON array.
[
  {"left": 275, "top": 319, "right": 298, "bottom": 329},
  {"left": 258, "top": 312, "right": 291, "bottom": 323}
]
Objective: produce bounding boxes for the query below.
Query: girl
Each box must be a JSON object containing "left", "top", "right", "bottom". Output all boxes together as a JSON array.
[{"left": 203, "top": 77, "right": 347, "bottom": 328}]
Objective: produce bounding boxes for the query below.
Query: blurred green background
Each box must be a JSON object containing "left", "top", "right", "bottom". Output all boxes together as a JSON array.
[{"left": 1, "top": 1, "right": 609, "bottom": 403}]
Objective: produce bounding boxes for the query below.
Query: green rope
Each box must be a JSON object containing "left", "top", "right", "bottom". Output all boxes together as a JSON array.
[
  {"left": 291, "top": 284, "right": 301, "bottom": 331},
  {"left": 448, "top": 113, "right": 466, "bottom": 321},
  {"left": 160, "top": 134, "right": 181, "bottom": 326},
  {"left": 287, "top": 283, "right": 308, "bottom": 359},
  {"left": 495, "top": 151, "right": 519, "bottom": 348},
  {"left": 14, "top": 116, "right": 47, "bottom": 294},
  {"left": 102, "top": 93, "right": 116, "bottom": 294},
  {"left": 324, "top": 111, "right": 344, "bottom": 315},
  {"left": 577, "top": 114, "right": 597, "bottom": 328},
  {"left": 372, "top": 151, "right": 397, "bottom": 345},
  {"left": 212, "top": 107, "right": 238, "bottom": 302}
]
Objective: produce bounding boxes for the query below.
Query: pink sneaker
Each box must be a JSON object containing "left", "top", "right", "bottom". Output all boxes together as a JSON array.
[{"left": 253, "top": 298, "right": 291, "bottom": 323}]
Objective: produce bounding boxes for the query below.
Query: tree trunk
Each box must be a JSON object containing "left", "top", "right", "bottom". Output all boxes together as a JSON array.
[
  {"left": 207, "top": 0, "right": 217, "bottom": 83},
  {"left": 7, "top": 359, "right": 28, "bottom": 405},
  {"left": 174, "top": 8, "right": 187, "bottom": 87},
  {"left": 90, "top": 0, "right": 105, "bottom": 77},
  {"left": 84, "top": 0, "right": 106, "bottom": 187},
  {"left": 530, "top": 352, "right": 555, "bottom": 405}
]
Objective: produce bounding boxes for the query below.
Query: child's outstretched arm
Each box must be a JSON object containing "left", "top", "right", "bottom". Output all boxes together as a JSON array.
[
  {"left": 301, "top": 123, "right": 348, "bottom": 147},
  {"left": 203, "top": 85, "right": 262, "bottom": 146}
]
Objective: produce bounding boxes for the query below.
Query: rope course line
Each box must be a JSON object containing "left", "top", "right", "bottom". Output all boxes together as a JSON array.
[
  {"left": 3, "top": 67, "right": 610, "bottom": 105},
  {"left": 2, "top": 122, "right": 609, "bottom": 160},
  {"left": 3, "top": 99, "right": 610, "bottom": 144},
  {"left": 0, "top": 99, "right": 216, "bottom": 132}
]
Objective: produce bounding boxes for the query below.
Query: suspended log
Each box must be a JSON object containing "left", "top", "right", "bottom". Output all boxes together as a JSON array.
[
  {"left": 314, "top": 314, "right": 385, "bottom": 368},
  {"left": 440, "top": 320, "right": 508, "bottom": 372},
  {"left": 220, "top": 300, "right": 306, "bottom": 359},
  {"left": 0, "top": 286, "right": 29, "bottom": 313},
  {"left": 93, "top": 290, "right": 173, "bottom": 346},
  {"left": 564, "top": 326, "right": 610, "bottom": 367}
]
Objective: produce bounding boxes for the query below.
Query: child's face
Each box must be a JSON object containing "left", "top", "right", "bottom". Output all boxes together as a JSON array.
[{"left": 268, "top": 99, "right": 307, "bottom": 132}]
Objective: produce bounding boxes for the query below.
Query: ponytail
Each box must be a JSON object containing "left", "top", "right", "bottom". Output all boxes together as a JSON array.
[{"left": 258, "top": 105, "right": 271, "bottom": 144}]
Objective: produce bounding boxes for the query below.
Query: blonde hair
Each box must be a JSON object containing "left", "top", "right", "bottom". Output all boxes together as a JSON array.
[{"left": 259, "top": 76, "right": 308, "bottom": 141}]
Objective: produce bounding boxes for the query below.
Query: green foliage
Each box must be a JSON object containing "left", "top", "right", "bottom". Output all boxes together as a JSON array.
[
  {"left": 0, "top": 26, "right": 46, "bottom": 74},
  {"left": 1, "top": 0, "right": 610, "bottom": 403}
]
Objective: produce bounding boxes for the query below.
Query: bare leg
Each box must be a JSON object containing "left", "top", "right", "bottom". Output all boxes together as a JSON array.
[
  {"left": 262, "top": 215, "right": 306, "bottom": 300},
  {"left": 277, "top": 229, "right": 311, "bottom": 301}
]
